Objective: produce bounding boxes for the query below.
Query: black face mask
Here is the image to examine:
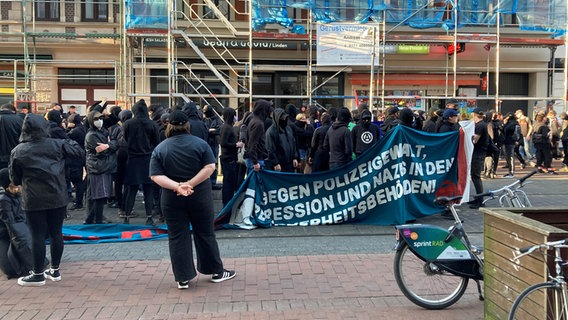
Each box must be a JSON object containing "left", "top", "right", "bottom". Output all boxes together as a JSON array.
[
  {"left": 279, "top": 119, "right": 288, "bottom": 128},
  {"left": 362, "top": 119, "right": 371, "bottom": 128}
]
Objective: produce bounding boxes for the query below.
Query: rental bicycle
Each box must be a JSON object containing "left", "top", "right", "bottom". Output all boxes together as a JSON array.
[
  {"left": 508, "top": 239, "right": 568, "bottom": 319},
  {"left": 393, "top": 195, "right": 484, "bottom": 309},
  {"left": 393, "top": 170, "right": 538, "bottom": 309}
]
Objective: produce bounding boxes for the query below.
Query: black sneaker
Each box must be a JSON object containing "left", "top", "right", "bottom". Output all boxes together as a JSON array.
[
  {"left": 177, "top": 281, "right": 189, "bottom": 289},
  {"left": 17, "top": 272, "right": 46, "bottom": 287},
  {"left": 503, "top": 173, "right": 514, "bottom": 178},
  {"left": 44, "top": 268, "right": 61, "bottom": 282},
  {"left": 146, "top": 217, "right": 155, "bottom": 226},
  {"left": 211, "top": 269, "right": 236, "bottom": 283}
]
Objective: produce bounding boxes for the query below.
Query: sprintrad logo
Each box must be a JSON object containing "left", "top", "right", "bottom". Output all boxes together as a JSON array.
[{"left": 413, "top": 241, "right": 432, "bottom": 248}]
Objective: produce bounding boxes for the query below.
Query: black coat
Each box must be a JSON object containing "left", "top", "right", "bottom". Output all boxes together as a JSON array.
[
  {"left": 0, "top": 191, "right": 33, "bottom": 279},
  {"left": 181, "top": 101, "right": 208, "bottom": 141},
  {"left": 122, "top": 103, "right": 161, "bottom": 157},
  {"left": 323, "top": 120, "right": 353, "bottom": 167},
  {"left": 85, "top": 112, "right": 118, "bottom": 175},
  {"left": 9, "top": 114, "right": 85, "bottom": 211},
  {"left": 0, "top": 110, "right": 23, "bottom": 166}
]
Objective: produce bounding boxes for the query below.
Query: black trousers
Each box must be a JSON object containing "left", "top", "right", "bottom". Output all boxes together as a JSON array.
[
  {"left": 67, "top": 166, "right": 85, "bottom": 207},
  {"left": 124, "top": 183, "right": 155, "bottom": 217},
  {"left": 470, "top": 152, "right": 485, "bottom": 203},
  {"left": 220, "top": 158, "right": 238, "bottom": 207},
  {"left": 25, "top": 206, "right": 66, "bottom": 273},
  {"left": 161, "top": 181, "right": 223, "bottom": 282}
]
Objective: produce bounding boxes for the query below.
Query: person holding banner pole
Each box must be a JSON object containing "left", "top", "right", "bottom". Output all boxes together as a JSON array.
[{"left": 469, "top": 107, "right": 490, "bottom": 209}]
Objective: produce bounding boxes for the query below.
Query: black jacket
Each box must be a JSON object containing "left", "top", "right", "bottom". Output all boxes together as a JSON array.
[
  {"left": 265, "top": 108, "right": 298, "bottom": 171},
  {"left": 352, "top": 113, "right": 380, "bottom": 157},
  {"left": 0, "top": 191, "right": 33, "bottom": 278},
  {"left": 9, "top": 114, "right": 84, "bottom": 211},
  {"left": 323, "top": 120, "right": 353, "bottom": 167},
  {"left": 0, "top": 110, "right": 23, "bottom": 166},
  {"left": 246, "top": 99, "right": 271, "bottom": 164},
  {"left": 122, "top": 100, "right": 161, "bottom": 157},
  {"left": 85, "top": 111, "right": 118, "bottom": 175},
  {"left": 220, "top": 108, "right": 238, "bottom": 161},
  {"left": 181, "top": 101, "right": 208, "bottom": 141}
]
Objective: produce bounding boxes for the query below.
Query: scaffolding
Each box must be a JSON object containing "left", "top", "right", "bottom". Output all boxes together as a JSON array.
[{"left": 0, "top": 0, "right": 567, "bottom": 113}]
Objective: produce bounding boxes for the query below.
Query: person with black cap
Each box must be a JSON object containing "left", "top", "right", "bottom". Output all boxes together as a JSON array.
[
  {"left": 323, "top": 107, "right": 353, "bottom": 169},
  {"left": 469, "top": 107, "right": 490, "bottom": 209},
  {"left": 352, "top": 109, "right": 380, "bottom": 158},
  {"left": 437, "top": 108, "right": 460, "bottom": 133},
  {"left": 150, "top": 110, "right": 236, "bottom": 289},
  {"left": 10, "top": 113, "right": 84, "bottom": 286},
  {"left": 0, "top": 168, "right": 35, "bottom": 279},
  {"left": 380, "top": 106, "right": 400, "bottom": 136}
]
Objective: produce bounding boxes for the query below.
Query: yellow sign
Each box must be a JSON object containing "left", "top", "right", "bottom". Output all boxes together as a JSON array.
[{"left": 0, "top": 88, "right": 15, "bottom": 94}]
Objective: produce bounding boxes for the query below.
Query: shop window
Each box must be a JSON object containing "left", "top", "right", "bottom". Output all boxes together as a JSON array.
[
  {"left": 36, "top": 0, "right": 60, "bottom": 21},
  {"left": 82, "top": 0, "right": 108, "bottom": 22}
]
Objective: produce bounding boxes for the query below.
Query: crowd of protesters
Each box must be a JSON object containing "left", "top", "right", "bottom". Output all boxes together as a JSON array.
[{"left": 0, "top": 97, "right": 567, "bottom": 288}]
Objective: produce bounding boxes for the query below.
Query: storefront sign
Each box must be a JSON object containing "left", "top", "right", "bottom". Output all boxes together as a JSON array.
[
  {"left": 194, "top": 39, "right": 297, "bottom": 50},
  {"left": 397, "top": 45, "right": 430, "bottom": 54}
]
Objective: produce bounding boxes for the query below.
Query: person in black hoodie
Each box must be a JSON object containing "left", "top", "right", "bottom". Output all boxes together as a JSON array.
[
  {"left": 0, "top": 103, "right": 24, "bottom": 170},
  {"left": 323, "top": 107, "right": 353, "bottom": 169},
  {"left": 352, "top": 109, "right": 380, "bottom": 158},
  {"left": 0, "top": 168, "right": 35, "bottom": 280},
  {"left": 202, "top": 105, "right": 223, "bottom": 188},
  {"left": 10, "top": 113, "right": 84, "bottom": 286},
  {"left": 308, "top": 113, "right": 331, "bottom": 172},
  {"left": 65, "top": 113, "right": 87, "bottom": 211},
  {"left": 122, "top": 99, "right": 161, "bottom": 226},
  {"left": 219, "top": 107, "right": 243, "bottom": 206},
  {"left": 108, "top": 110, "right": 132, "bottom": 218},
  {"left": 181, "top": 101, "right": 208, "bottom": 141},
  {"left": 246, "top": 99, "right": 272, "bottom": 172},
  {"left": 265, "top": 108, "right": 299, "bottom": 172},
  {"left": 46, "top": 109, "right": 68, "bottom": 140}
]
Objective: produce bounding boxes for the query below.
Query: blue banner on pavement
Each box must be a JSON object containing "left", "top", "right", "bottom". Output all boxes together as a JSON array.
[{"left": 216, "top": 125, "right": 469, "bottom": 229}]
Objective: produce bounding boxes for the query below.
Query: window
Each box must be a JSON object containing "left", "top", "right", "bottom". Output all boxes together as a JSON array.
[
  {"left": 36, "top": 0, "right": 60, "bottom": 21},
  {"left": 58, "top": 68, "right": 115, "bottom": 86},
  {"left": 82, "top": 0, "right": 108, "bottom": 22}
]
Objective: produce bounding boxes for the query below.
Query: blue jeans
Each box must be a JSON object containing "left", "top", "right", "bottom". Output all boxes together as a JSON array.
[{"left": 245, "top": 158, "right": 264, "bottom": 172}]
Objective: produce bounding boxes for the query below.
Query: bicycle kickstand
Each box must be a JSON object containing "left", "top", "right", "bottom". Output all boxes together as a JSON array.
[{"left": 475, "top": 280, "right": 484, "bottom": 301}]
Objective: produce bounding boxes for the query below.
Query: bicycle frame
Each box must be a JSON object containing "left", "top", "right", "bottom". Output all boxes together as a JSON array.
[
  {"left": 394, "top": 199, "right": 484, "bottom": 281},
  {"left": 498, "top": 188, "right": 532, "bottom": 208}
]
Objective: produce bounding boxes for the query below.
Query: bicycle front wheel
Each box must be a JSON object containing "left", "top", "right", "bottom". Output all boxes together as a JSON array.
[
  {"left": 509, "top": 282, "right": 568, "bottom": 320},
  {"left": 393, "top": 241, "right": 469, "bottom": 309}
]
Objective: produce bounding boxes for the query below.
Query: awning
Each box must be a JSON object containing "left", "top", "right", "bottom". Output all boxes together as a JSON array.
[{"left": 350, "top": 73, "right": 481, "bottom": 86}]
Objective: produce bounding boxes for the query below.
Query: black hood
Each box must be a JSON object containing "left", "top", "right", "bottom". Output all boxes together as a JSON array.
[
  {"left": 222, "top": 107, "right": 236, "bottom": 125},
  {"left": 272, "top": 107, "right": 288, "bottom": 124},
  {"left": 132, "top": 99, "right": 149, "bottom": 118},
  {"left": 337, "top": 107, "right": 351, "bottom": 123},
  {"left": 253, "top": 99, "right": 273, "bottom": 120},
  {"left": 47, "top": 109, "right": 63, "bottom": 124},
  {"left": 20, "top": 113, "right": 49, "bottom": 143},
  {"left": 285, "top": 104, "right": 297, "bottom": 120},
  {"left": 399, "top": 108, "right": 414, "bottom": 126},
  {"left": 118, "top": 109, "right": 133, "bottom": 123},
  {"left": 182, "top": 101, "right": 201, "bottom": 120}
]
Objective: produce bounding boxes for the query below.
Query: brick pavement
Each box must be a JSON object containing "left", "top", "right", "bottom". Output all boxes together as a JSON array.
[
  {"left": 0, "top": 255, "right": 483, "bottom": 320},
  {"left": 1, "top": 158, "right": 567, "bottom": 319}
]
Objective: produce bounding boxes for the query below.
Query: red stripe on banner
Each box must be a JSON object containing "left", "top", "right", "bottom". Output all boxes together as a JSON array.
[
  {"left": 121, "top": 230, "right": 154, "bottom": 239},
  {"left": 456, "top": 128, "right": 468, "bottom": 195}
]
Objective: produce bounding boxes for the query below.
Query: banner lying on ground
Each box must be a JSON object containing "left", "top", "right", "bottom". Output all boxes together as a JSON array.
[
  {"left": 216, "top": 123, "right": 473, "bottom": 229},
  {"left": 62, "top": 224, "right": 168, "bottom": 244}
]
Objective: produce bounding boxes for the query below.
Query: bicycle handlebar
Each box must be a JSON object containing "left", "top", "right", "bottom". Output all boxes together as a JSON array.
[
  {"left": 474, "top": 169, "right": 538, "bottom": 200},
  {"left": 517, "top": 239, "right": 568, "bottom": 255},
  {"left": 518, "top": 170, "right": 538, "bottom": 184}
]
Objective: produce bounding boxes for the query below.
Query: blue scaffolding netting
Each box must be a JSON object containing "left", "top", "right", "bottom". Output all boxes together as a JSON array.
[{"left": 125, "top": 0, "right": 566, "bottom": 37}]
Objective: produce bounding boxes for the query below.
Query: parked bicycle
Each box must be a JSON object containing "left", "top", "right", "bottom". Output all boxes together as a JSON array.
[
  {"left": 393, "top": 195, "right": 484, "bottom": 309},
  {"left": 393, "top": 170, "right": 539, "bottom": 309},
  {"left": 508, "top": 239, "right": 568, "bottom": 319},
  {"left": 477, "top": 170, "right": 538, "bottom": 208}
]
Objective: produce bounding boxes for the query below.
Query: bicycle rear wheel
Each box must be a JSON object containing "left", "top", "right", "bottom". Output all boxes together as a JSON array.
[
  {"left": 508, "top": 282, "right": 568, "bottom": 320},
  {"left": 393, "top": 241, "right": 469, "bottom": 309}
]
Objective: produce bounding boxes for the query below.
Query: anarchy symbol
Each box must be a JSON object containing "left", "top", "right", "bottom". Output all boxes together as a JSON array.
[{"left": 361, "top": 131, "right": 373, "bottom": 144}]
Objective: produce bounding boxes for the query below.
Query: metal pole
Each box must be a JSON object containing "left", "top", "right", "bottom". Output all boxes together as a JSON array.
[
  {"left": 307, "top": 9, "right": 313, "bottom": 107},
  {"left": 248, "top": 0, "right": 253, "bottom": 112},
  {"left": 565, "top": 1, "right": 568, "bottom": 113},
  {"left": 495, "top": 7, "right": 501, "bottom": 112},
  {"left": 369, "top": 26, "right": 376, "bottom": 111},
  {"left": 381, "top": 10, "right": 386, "bottom": 116}
]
